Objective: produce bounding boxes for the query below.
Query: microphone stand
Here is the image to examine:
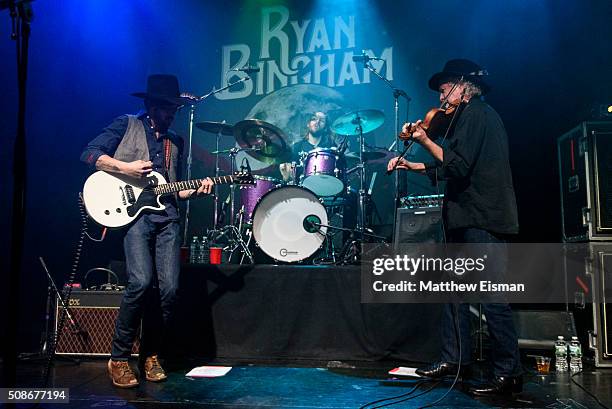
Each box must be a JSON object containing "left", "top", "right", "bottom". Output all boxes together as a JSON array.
[
  {"left": 360, "top": 58, "right": 411, "bottom": 231},
  {"left": 355, "top": 59, "right": 410, "bottom": 250},
  {"left": 182, "top": 75, "right": 251, "bottom": 246}
]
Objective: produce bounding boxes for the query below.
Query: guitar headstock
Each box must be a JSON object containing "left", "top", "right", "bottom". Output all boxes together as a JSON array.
[{"left": 233, "top": 171, "right": 255, "bottom": 185}]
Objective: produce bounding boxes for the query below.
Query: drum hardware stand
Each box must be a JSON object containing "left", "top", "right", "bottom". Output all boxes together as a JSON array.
[
  {"left": 353, "top": 114, "right": 382, "bottom": 241},
  {"left": 208, "top": 221, "right": 255, "bottom": 265},
  {"left": 354, "top": 113, "right": 367, "bottom": 237},
  {"left": 181, "top": 75, "right": 252, "bottom": 246},
  {"left": 212, "top": 121, "right": 226, "bottom": 229},
  {"left": 239, "top": 228, "right": 254, "bottom": 265},
  {"left": 206, "top": 146, "right": 258, "bottom": 240},
  {"left": 207, "top": 159, "right": 256, "bottom": 265}
]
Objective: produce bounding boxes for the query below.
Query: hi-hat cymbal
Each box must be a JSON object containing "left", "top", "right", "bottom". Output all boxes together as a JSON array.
[
  {"left": 332, "top": 110, "right": 385, "bottom": 136},
  {"left": 195, "top": 121, "right": 234, "bottom": 136},
  {"left": 345, "top": 151, "right": 394, "bottom": 166},
  {"left": 233, "top": 119, "right": 291, "bottom": 165}
]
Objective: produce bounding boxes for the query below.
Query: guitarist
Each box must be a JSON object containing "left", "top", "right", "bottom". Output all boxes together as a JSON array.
[{"left": 80, "top": 75, "right": 213, "bottom": 388}]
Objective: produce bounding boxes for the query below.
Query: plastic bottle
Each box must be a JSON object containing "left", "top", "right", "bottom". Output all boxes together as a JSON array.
[
  {"left": 200, "top": 236, "right": 210, "bottom": 264},
  {"left": 569, "top": 336, "right": 583, "bottom": 373},
  {"left": 189, "top": 236, "right": 200, "bottom": 264},
  {"left": 555, "top": 335, "right": 568, "bottom": 373}
]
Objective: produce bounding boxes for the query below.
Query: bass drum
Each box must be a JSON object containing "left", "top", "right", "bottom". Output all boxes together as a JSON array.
[{"left": 252, "top": 186, "right": 328, "bottom": 263}]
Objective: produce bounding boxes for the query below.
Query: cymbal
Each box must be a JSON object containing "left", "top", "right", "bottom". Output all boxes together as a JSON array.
[
  {"left": 345, "top": 151, "right": 393, "bottom": 166},
  {"left": 195, "top": 121, "right": 234, "bottom": 136},
  {"left": 233, "top": 119, "right": 291, "bottom": 165},
  {"left": 332, "top": 109, "right": 385, "bottom": 136}
]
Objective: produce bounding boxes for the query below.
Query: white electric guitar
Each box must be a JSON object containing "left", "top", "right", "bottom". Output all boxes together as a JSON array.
[{"left": 82, "top": 170, "right": 254, "bottom": 228}]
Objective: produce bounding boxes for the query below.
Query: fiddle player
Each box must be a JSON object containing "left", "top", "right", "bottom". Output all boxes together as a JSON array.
[{"left": 387, "top": 59, "right": 521, "bottom": 396}]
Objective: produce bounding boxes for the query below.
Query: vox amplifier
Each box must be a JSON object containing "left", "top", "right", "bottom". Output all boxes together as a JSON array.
[{"left": 54, "top": 290, "right": 139, "bottom": 356}]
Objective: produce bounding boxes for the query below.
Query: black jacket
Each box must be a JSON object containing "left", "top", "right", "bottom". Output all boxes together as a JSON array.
[{"left": 426, "top": 98, "right": 519, "bottom": 235}]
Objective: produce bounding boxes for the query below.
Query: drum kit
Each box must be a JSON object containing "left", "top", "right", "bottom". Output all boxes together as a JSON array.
[{"left": 194, "top": 109, "right": 390, "bottom": 265}]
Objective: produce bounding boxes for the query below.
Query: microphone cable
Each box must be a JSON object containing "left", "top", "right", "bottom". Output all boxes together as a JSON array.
[{"left": 41, "top": 193, "right": 91, "bottom": 387}]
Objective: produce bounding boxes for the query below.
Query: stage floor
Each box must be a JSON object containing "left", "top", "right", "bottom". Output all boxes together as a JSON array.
[{"left": 8, "top": 358, "right": 612, "bottom": 408}]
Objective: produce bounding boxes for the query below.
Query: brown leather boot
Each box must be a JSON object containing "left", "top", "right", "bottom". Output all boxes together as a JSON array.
[
  {"left": 108, "top": 359, "right": 139, "bottom": 388},
  {"left": 143, "top": 355, "right": 167, "bottom": 382}
]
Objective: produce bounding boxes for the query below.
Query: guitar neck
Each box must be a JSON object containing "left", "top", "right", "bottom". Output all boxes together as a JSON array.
[{"left": 153, "top": 175, "right": 235, "bottom": 195}]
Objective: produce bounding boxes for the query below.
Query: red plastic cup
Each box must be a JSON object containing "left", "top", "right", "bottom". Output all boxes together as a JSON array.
[{"left": 209, "top": 247, "right": 222, "bottom": 264}]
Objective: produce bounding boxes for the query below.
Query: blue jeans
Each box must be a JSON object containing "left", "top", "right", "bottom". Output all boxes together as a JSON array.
[
  {"left": 111, "top": 216, "right": 181, "bottom": 360},
  {"left": 440, "top": 228, "right": 521, "bottom": 377}
]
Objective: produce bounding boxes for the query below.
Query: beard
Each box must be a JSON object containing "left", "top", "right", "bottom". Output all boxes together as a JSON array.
[{"left": 311, "top": 126, "right": 327, "bottom": 138}]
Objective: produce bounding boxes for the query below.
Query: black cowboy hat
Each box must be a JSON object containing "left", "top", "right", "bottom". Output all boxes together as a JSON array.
[
  {"left": 131, "top": 74, "right": 193, "bottom": 106},
  {"left": 428, "top": 59, "right": 490, "bottom": 95}
]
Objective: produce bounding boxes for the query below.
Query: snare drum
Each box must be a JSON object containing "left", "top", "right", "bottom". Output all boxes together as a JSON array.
[
  {"left": 252, "top": 186, "right": 328, "bottom": 263},
  {"left": 301, "top": 148, "right": 346, "bottom": 197},
  {"left": 239, "top": 175, "right": 282, "bottom": 223}
]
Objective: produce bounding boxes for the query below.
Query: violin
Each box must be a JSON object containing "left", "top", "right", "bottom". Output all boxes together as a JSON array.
[{"left": 401, "top": 101, "right": 463, "bottom": 141}]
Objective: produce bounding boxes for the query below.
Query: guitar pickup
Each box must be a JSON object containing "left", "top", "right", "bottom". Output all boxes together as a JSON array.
[{"left": 125, "top": 185, "right": 136, "bottom": 204}]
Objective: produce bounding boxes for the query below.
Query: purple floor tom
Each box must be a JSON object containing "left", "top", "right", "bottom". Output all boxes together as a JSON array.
[{"left": 239, "top": 175, "right": 282, "bottom": 223}]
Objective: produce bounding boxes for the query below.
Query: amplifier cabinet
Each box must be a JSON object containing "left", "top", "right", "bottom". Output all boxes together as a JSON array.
[
  {"left": 393, "top": 205, "right": 443, "bottom": 247},
  {"left": 54, "top": 290, "right": 139, "bottom": 356},
  {"left": 558, "top": 121, "right": 612, "bottom": 242},
  {"left": 587, "top": 245, "right": 612, "bottom": 367}
]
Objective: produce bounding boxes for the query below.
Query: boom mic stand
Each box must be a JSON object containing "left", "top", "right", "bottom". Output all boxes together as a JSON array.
[
  {"left": 19, "top": 257, "right": 83, "bottom": 364},
  {"left": 358, "top": 55, "right": 411, "bottom": 251},
  {"left": 359, "top": 56, "right": 411, "bottom": 206},
  {"left": 304, "top": 219, "right": 387, "bottom": 265},
  {"left": 181, "top": 75, "right": 252, "bottom": 246}
]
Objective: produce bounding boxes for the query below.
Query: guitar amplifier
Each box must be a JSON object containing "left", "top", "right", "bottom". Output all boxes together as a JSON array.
[
  {"left": 558, "top": 121, "right": 612, "bottom": 241},
  {"left": 393, "top": 195, "right": 444, "bottom": 247},
  {"left": 55, "top": 290, "right": 140, "bottom": 356}
]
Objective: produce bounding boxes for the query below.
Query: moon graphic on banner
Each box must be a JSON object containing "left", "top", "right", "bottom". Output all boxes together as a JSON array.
[{"left": 237, "top": 84, "right": 346, "bottom": 171}]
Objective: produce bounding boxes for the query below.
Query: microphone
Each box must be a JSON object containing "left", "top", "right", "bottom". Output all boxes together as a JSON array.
[
  {"left": 352, "top": 52, "right": 384, "bottom": 63},
  {"left": 230, "top": 66, "right": 261, "bottom": 74},
  {"left": 303, "top": 215, "right": 321, "bottom": 233}
]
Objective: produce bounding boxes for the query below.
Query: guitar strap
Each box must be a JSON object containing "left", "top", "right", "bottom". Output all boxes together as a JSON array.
[{"left": 163, "top": 138, "right": 172, "bottom": 172}]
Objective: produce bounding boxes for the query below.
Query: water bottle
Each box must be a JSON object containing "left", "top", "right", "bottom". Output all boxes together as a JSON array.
[
  {"left": 569, "top": 336, "right": 583, "bottom": 373},
  {"left": 200, "top": 236, "right": 210, "bottom": 264},
  {"left": 189, "top": 236, "right": 200, "bottom": 264},
  {"left": 555, "top": 335, "right": 568, "bottom": 373}
]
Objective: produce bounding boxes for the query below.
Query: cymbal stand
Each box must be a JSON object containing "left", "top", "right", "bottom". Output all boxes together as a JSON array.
[
  {"left": 213, "top": 122, "right": 226, "bottom": 228},
  {"left": 228, "top": 147, "right": 238, "bottom": 227},
  {"left": 355, "top": 113, "right": 367, "bottom": 237},
  {"left": 182, "top": 75, "right": 251, "bottom": 246}
]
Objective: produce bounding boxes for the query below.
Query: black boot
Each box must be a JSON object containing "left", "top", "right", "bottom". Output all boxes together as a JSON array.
[
  {"left": 469, "top": 375, "right": 523, "bottom": 396},
  {"left": 415, "top": 362, "right": 462, "bottom": 379}
]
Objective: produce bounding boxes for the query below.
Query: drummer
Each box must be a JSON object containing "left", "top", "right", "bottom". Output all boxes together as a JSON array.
[{"left": 279, "top": 111, "right": 345, "bottom": 182}]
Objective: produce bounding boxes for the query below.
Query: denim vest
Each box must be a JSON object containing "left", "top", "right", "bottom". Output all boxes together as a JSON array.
[{"left": 113, "top": 115, "right": 179, "bottom": 184}]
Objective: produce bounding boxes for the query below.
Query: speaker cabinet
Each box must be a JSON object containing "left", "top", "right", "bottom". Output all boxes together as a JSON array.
[
  {"left": 558, "top": 121, "right": 612, "bottom": 242},
  {"left": 587, "top": 244, "right": 612, "bottom": 367},
  {"left": 55, "top": 290, "right": 139, "bottom": 356},
  {"left": 393, "top": 206, "right": 443, "bottom": 246}
]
